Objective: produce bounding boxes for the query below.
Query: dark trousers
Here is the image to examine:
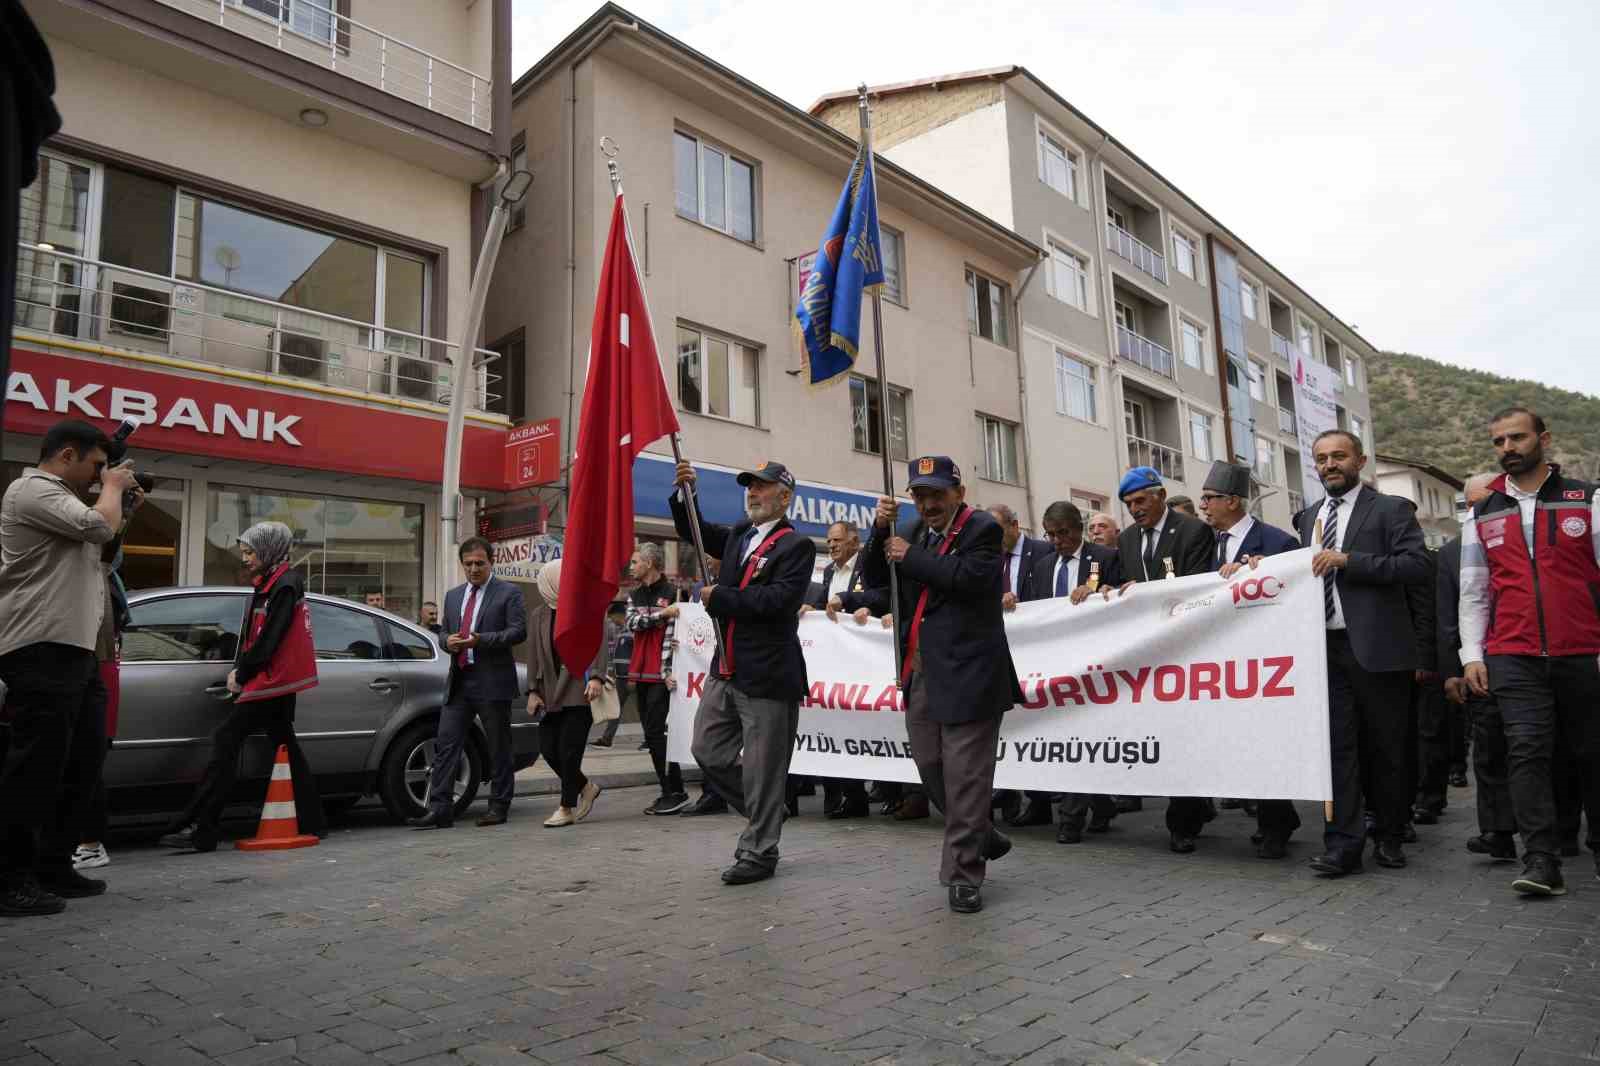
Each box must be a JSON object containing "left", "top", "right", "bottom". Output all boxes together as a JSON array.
[
  {"left": 1448, "top": 701, "right": 1469, "bottom": 775},
  {"left": 1256, "top": 800, "right": 1302, "bottom": 841},
  {"left": 637, "top": 682, "right": 683, "bottom": 794},
  {"left": 1416, "top": 682, "right": 1450, "bottom": 814},
  {"left": 822, "top": 777, "right": 867, "bottom": 808},
  {"left": 0, "top": 643, "right": 101, "bottom": 881},
  {"left": 1467, "top": 696, "right": 1516, "bottom": 835},
  {"left": 1555, "top": 743, "right": 1588, "bottom": 849},
  {"left": 429, "top": 683, "right": 512, "bottom": 818},
  {"left": 691, "top": 677, "right": 798, "bottom": 870},
  {"left": 905, "top": 669, "right": 1003, "bottom": 888},
  {"left": 1059, "top": 793, "right": 1117, "bottom": 831},
  {"left": 1325, "top": 632, "right": 1411, "bottom": 858},
  {"left": 1165, "top": 797, "right": 1210, "bottom": 837},
  {"left": 1490, "top": 654, "right": 1600, "bottom": 859},
  {"left": 540, "top": 706, "right": 592, "bottom": 808},
  {"left": 178, "top": 693, "right": 325, "bottom": 837}
]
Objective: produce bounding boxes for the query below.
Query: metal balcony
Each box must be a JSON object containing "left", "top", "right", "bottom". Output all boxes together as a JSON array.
[
  {"left": 1271, "top": 332, "right": 1294, "bottom": 360},
  {"left": 1105, "top": 221, "right": 1167, "bottom": 284},
  {"left": 1127, "top": 434, "right": 1184, "bottom": 483},
  {"left": 156, "top": 0, "right": 492, "bottom": 130},
  {"left": 1115, "top": 324, "right": 1175, "bottom": 378},
  {"left": 13, "top": 244, "right": 499, "bottom": 412},
  {"left": 1277, "top": 407, "right": 1296, "bottom": 435}
]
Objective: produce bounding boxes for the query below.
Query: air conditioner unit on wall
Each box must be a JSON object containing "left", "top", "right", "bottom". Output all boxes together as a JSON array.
[
  {"left": 394, "top": 357, "right": 437, "bottom": 400},
  {"left": 275, "top": 331, "right": 326, "bottom": 381}
]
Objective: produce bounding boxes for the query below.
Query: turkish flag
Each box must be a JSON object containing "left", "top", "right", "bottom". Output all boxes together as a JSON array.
[{"left": 555, "top": 194, "right": 680, "bottom": 671}]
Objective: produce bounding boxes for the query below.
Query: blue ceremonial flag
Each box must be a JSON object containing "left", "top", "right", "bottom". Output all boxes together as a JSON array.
[{"left": 794, "top": 141, "right": 885, "bottom": 387}]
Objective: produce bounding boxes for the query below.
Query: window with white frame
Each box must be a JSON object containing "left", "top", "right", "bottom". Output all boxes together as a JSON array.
[
  {"left": 977, "top": 415, "right": 1020, "bottom": 483},
  {"left": 880, "top": 225, "right": 905, "bottom": 305},
  {"left": 1179, "top": 318, "right": 1206, "bottom": 370},
  {"left": 1189, "top": 410, "right": 1214, "bottom": 461},
  {"left": 1255, "top": 437, "right": 1277, "bottom": 483},
  {"left": 239, "top": 0, "right": 335, "bottom": 43},
  {"left": 1247, "top": 359, "right": 1267, "bottom": 402},
  {"left": 1240, "top": 277, "right": 1259, "bottom": 321},
  {"left": 1055, "top": 350, "right": 1096, "bottom": 423},
  {"left": 1047, "top": 240, "right": 1090, "bottom": 312},
  {"left": 966, "top": 269, "right": 1009, "bottom": 345},
  {"left": 1295, "top": 316, "right": 1315, "bottom": 357},
  {"left": 1350, "top": 413, "right": 1367, "bottom": 449},
  {"left": 849, "top": 375, "right": 910, "bottom": 460},
  {"left": 676, "top": 324, "right": 760, "bottom": 425},
  {"left": 674, "top": 130, "right": 756, "bottom": 242},
  {"left": 1037, "top": 129, "right": 1079, "bottom": 202},
  {"left": 1172, "top": 230, "right": 1198, "bottom": 279},
  {"left": 1345, "top": 354, "right": 1359, "bottom": 390}
]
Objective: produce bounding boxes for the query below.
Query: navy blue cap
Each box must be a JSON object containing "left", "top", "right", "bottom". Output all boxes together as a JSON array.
[
  {"left": 1118, "top": 465, "right": 1163, "bottom": 499},
  {"left": 906, "top": 455, "right": 962, "bottom": 491},
  {"left": 736, "top": 461, "right": 796, "bottom": 491}
]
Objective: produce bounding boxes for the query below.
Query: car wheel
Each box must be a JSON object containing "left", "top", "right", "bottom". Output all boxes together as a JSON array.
[{"left": 378, "top": 721, "right": 483, "bottom": 822}]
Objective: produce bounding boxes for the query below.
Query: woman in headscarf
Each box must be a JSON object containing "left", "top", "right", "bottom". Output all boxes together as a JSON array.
[
  {"left": 526, "top": 559, "right": 608, "bottom": 827},
  {"left": 160, "top": 521, "right": 325, "bottom": 851}
]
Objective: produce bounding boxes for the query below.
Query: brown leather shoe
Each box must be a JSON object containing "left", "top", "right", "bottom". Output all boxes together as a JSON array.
[
  {"left": 893, "top": 793, "right": 930, "bottom": 821},
  {"left": 475, "top": 809, "right": 508, "bottom": 827}
]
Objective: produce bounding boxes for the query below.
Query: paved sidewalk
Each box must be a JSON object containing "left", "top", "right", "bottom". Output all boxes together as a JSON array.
[
  {"left": 514, "top": 724, "right": 701, "bottom": 798},
  {"left": 3, "top": 784, "right": 1599, "bottom": 1065}
]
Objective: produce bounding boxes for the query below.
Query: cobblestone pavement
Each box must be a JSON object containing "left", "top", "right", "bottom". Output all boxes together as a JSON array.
[{"left": 3, "top": 785, "right": 1599, "bottom": 1066}]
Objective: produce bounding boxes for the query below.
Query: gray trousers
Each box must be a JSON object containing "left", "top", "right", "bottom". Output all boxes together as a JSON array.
[
  {"left": 905, "top": 669, "right": 1004, "bottom": 888},
  {"left": 691, "top": 677, "right": 798, "bottom": 871},
  {"left": 429, "top": 692, "right": 513, "bottom": 818}
]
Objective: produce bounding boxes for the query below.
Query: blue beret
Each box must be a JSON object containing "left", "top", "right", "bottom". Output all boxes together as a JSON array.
[{"left": 1118, "top": 465, "right": 1163, "bottom": 499}]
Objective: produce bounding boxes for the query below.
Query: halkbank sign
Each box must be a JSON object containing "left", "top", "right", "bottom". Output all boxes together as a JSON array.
[{"left": 633, "top": 453, "right": 888, "bottom": 539}]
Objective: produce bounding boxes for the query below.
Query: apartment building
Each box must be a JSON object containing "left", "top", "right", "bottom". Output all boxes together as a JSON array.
[
  {"left": 7, "top": 0, "right": 511, "bottom": 614},
  {"left": 814, "top": 68, "right": 1378, "bottom": 530},
  {"left": 483, "top": 6, "right": 1040, "bottom": 570}
]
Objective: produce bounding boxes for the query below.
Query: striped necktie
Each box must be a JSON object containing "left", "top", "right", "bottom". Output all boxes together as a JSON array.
[{"left": 1322, "top": 497, "right": 1342, "bottom": 621}]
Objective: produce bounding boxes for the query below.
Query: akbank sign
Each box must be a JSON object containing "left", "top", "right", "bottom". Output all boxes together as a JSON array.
[{"left": 633, "top": 454, "right": 886, "bottom": 539}]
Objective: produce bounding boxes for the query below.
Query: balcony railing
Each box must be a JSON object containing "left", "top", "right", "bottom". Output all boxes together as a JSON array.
[
  {"left": 13, "top": 244, "right": 499, "bottom": 412},
  {"left": 1277, "top": 407, "right": 1296, "bottom": 435},
  {"left": 1106, "top": 221, "right": 1167, "bottom": 284},
  {"left": 1115, "top": 324, "right": 1175, "bottom": 378},
  {"left": 1271, "top": 332, "right": 1294, "bottom": 360},
  {"left": 1127, "top": 434, "right": 1184, "bottom": 483},
  {"left": 158, "top": 0, "right": 492, "bottom": 130}
]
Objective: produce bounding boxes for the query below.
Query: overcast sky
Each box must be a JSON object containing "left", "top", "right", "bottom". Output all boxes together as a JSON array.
[{"left": 513, "top": 1, "right": 1600, "bottom": 396}]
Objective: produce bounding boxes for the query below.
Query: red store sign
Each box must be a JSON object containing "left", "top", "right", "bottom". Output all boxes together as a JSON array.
[
  {"left": 503, "top": 418, "right": 560, "bottom": 488},
  {"left": 5, "top": 348, "right": 512, "bottom": 491}
]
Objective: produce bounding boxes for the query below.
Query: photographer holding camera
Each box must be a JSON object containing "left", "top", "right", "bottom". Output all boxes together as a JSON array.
[{"left": 0, "top": 419, "right": 140, "bottom": 917}]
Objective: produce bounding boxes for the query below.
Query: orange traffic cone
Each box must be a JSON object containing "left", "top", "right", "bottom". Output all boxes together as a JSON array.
[{"left": 236, "top": 744, "right": 320, "bottom": 851}]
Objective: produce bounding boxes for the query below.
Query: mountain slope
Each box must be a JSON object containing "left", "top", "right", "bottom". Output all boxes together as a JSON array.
[{"left": 1367, "top": 352, "right": 1600, "bottom": 482}]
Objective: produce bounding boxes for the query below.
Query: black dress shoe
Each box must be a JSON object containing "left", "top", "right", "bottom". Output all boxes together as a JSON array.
[
  {"left": 894, "top": 794, "right": 931, "bottom": 821},
  {"left": 1413, "top": 809, "right": 1440, "bottom": 826},
  {"left": 1256, "top": 835, "right": 1288, "bottom": 860},
  {"left": 589, "top": 738, "right": 613, "bottom": 748},
  {"left": 1467, "top": 832, "right": 1517, "bottom": 861},
  {"left": 993, "top": 790, "right": 1022, "bottom": 824},
  {"left": 948, "top": 885, "right": 983, "bottom": 913},
  {"left": 407, "top": 812, "right": 454, "bottom": 830},
  {"left": 1308, "top": 852, "right": 1362, "bottom": 876},
  {"left": 679, "top": 792, "right": 728, "bottom": 816},
  {"left": 37, "top": 869, "right": 107, "bottom": 898},
  {"left": 983, "top": 828, "right": 1012, "bottom": 861},
  {"left": 1169, "top": 833, "right": 1196, "bottom": 854},
  {"left": 785, "top": 796, "right": 800, "bottom": 818},
  {"left": 1010, "top": 800, "right": 1053, "bottom": 828},
  {"left": 866, "top": 784, "right": 888, "bottom": 803},
  {"left": 475, "top": 809, "right": 508, "bottom": 827},
  {"left": 824, "top": 796, "right": 870, "bottom": 820},
  {"left": 720, "top": 860, "right": 773, "bottom": 885},
  {"left": 158, "top": 824, "right": 217, "bottom": 852},
  {"left": 1114, "top": 796, "right": 1143, "bottom": 813},
  {"left": 1401, "top": 823, "right": 1418, "bottom": 844},
  {"left": 1056, "top": 823, "right": 1083, "bottom": 844},
  {"left": 1374, "top": 841, "right": 1407, "bottom": 868}
]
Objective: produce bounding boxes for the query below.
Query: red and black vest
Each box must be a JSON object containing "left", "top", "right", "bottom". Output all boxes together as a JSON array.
[
  {"left": 626, "top": 578, "right": 675, "bottom": 683},
  {"left": 238, "top": 563, "right": 319, "bottom": 702},
  {"left": 1471, "top": 465, "right": 1600, "bottom": 657}
]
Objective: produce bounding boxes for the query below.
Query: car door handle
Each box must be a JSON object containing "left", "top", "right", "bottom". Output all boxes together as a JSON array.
[
  {"left": 368, "top": 679, "right": 398, "bottom": 694},
  {"left": 204, "top": 683, "right": 233, "bottom": 700}
]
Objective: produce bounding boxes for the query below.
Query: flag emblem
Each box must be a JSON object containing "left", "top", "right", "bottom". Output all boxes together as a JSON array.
[{"left": 918, "top": 458, "right": 935, "bottom": 475}]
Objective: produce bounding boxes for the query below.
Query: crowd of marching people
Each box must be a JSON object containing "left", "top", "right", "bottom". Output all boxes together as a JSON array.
[{"left": 2, "top": 405, "right": 1594, "bottom": 918}]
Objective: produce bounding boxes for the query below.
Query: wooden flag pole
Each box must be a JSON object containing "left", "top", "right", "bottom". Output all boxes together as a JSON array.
[{"left": 1314, "top": 514, "right": 1332, "bottom": 823}]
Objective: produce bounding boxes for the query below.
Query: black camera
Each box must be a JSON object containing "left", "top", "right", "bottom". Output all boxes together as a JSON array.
[{"left": 104, "top": 419, "right": 156, "bottom": 511}]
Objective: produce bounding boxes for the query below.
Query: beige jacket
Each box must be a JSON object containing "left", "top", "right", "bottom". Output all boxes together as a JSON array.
[{"left": 525, "top": 605, "right": 609, "bottom": 708}]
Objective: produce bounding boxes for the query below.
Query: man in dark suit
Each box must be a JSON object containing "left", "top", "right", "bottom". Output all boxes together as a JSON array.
[
  {"left": 801, "top": 521, "right": 870, "bottom": 819},
  {"left": 986, "top": 503, "right": 1051, "bottom": 827},
  {"left": 1017, "top": 499, "right": 1122, "bottom": 842},
  {"left": 409, "top": 537, "right": 528, "bottom": 830},
  {"left": 1295, "top": 430, "right": 1429, "bottom": 875},
  {"left": 1437, "top": 474, "right": 1517, "bottom": 862},
  {"left": 672, "top": 458, "right": 814, "bottom": 885},
  {"left": 1204, "top": 461, "right": 1302, "bottom": 858},
  {"left": 862, "top": 455, "right": 1018, "bottom": 913},
  {"left": 1112, "top": 465, "right": 1215, "bottom": 853}
]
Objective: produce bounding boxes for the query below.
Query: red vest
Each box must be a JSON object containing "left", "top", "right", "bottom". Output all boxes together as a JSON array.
[
  {"left": 626, "top": 579, "right": 675, "bottom": 683},
  {"left": 238, "top": 564, "right": 320, "bottom": 702},
  {"left": 1472, "top": 467, "right": 1600, "bottom": 657}
]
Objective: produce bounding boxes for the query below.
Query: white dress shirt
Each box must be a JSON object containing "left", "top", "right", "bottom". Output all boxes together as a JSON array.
[
  {"left": 1320, "top": 485, "right": 1362, "bottom": 631},
  {"left": 1002, "top": 539, "right": 1025, "bottom": 595},
  {"left": 460, "top": 575, "right": 491, "bottom": 665},
  {"left": 1213, "top": 515, "right": 1255, "bottom": 566},
  {"left": 741, "top": 518, "right": 781, "bottom": 563},
  {"left": 1050, "top": 550, "right": 1081, "bottom": 596},
  {"left": 827, "top": 554, "right": 858, "bottom": 600}
]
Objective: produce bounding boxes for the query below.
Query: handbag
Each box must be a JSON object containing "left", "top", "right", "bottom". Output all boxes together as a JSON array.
[{"left": 590, "top": 678, "right": 621, "bottom": 724}]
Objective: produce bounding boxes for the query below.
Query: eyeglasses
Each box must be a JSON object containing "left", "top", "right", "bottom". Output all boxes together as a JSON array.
[{"left": 1198, "top": 493, "right": 1237, "bottom": 504}]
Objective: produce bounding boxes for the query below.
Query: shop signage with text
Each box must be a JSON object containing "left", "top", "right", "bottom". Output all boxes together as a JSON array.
[{"left": 503, "top": 418, "right": 560, "bottom": 488}]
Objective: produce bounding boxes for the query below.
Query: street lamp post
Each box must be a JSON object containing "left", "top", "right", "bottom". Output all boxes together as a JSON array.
[{"left": 439, "top": 167, "right": 533, "bottom": 600}]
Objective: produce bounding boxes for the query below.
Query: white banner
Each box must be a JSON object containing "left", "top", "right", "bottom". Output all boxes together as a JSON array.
[
  {"left": 1292, "top": 351, "right": 1341, "bottom": 509},
  {"left": 668, "top": 549, "right": 1331, "bottom": 800}
]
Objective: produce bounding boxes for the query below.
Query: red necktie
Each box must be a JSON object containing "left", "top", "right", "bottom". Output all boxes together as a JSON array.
[{"left": 457, "top": 584, "right": 479, "bottom": 669}]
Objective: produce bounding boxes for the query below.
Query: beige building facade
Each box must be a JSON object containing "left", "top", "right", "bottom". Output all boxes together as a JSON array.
[
  {"left": 484, "top": 8, "right": 1041, "bottom": 567},
  {"left": 1376, "top": 455, "right": 1465, "bottom": 548},
  {"left": 814, "top": 68, "right": 1379, "bottom": 532},
  {"left": 9, "top": 0, "right": 511, "bottom": 613}
]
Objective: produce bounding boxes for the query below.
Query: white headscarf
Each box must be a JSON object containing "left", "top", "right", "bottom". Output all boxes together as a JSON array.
[
  {"left": 535, "top": 558, "right": 561, "bottom": 609},
  {"left": 238, "top": 521, "right": 294, "bottom": 572}
]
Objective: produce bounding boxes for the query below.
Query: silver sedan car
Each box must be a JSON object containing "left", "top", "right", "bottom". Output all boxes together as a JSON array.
[{"left": 109, "top": 587, "right": 538, "bottom": 822}]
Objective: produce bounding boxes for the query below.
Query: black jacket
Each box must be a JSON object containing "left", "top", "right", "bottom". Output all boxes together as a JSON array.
[
  {"left": 1404, "top": 548, "right": 1439, "bottom": 679},
  {"left": 1021, "top": 541, "right": 1123, "bottom": 602},
  {"left": 1116, "top": 508, "right": 1214, "bottom": 582},
  {"left": 1436, "top": 536, "right": 1465, "bottom": 680},
  {"left": 1294, "top": 486, "right": 1429, "bottom": 674},
  {"left": 670, "top": 492, "right": 812, "bottom": 701},
  {"left": 234, "top": 568, "right": 304, "bottom": 686},
  {"left": 861, "top": 504, "right": 1020, "bottom": 725},
  {"left": 1003, "top": 536, "right": 1052, "bottom": 600}
]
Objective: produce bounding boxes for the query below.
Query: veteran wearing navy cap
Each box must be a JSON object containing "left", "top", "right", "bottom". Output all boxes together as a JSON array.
[
  {"left": 671, "top": 457, "right": 815, "bottom": 886},
  {"left": 1113, "top": 464, "right": 1217, "bottom": 854},
  {"left": 858, "top": 455, "right": 1020, "bottom": 913}
]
